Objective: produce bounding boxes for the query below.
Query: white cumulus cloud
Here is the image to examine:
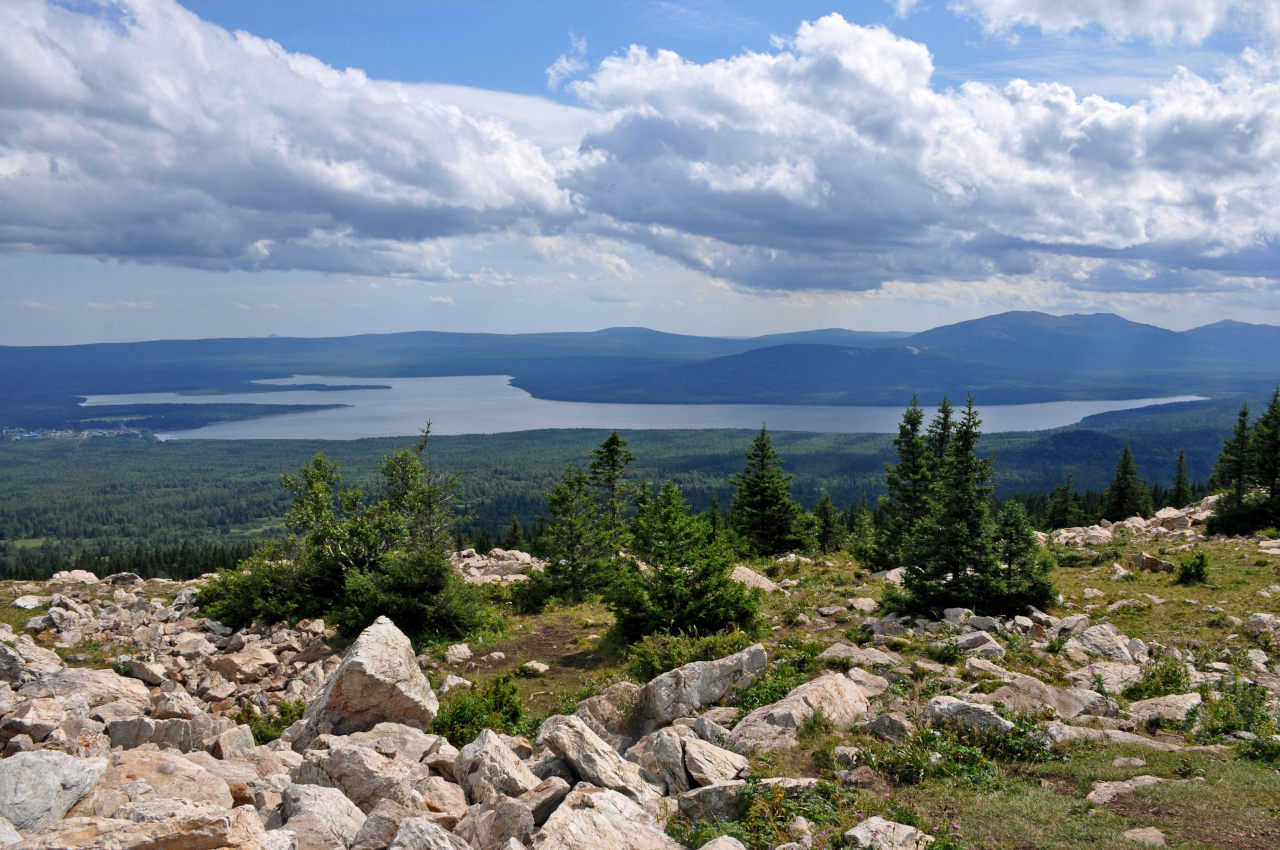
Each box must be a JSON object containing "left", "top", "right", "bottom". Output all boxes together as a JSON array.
[{"left": 0, "top": 0, "right": 571, "bottom": 275}]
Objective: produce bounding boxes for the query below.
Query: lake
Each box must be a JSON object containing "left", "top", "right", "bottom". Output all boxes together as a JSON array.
[{"left": 79, "top": 375, "right": 1205, "bottom": 440}]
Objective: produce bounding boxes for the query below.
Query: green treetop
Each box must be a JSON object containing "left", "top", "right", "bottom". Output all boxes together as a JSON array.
[
  {"left": 1103, "top": 443, "right": 1153, "bottom": 520},
  {"left": 730, "top": 425, "right": 804, "bottom": 555}
]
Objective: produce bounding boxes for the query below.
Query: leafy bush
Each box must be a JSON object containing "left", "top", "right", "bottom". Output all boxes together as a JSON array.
[
  {"left": 1238, "top": 736, "right": 1280, "bottom": 763},
  {"left": 607, "top": 481, "right": 760, "bottom": 641},
  {"left": 335, "top": 547, "right": 496, "bottom": 647},
  {"left": 1195, "top": 674, "right": 1278, "bottom": 742},
  {"left": 861, "top": 728, "right": 999, "bottom": 788},
  {"left": 926, "top": 640, "right": 964, "bottom": 665},
  {"left": 1176, "top": 550, "right": 1210, "bottom": 585},
  {"left": 233, "top": 699, "right": 306, "bottom": 745},
  {"left": 197, "top": 544, "right": 309, "bottom": 628},
  {"left": 1122, "top": 654, "right": 1193, "bottom": 701},
  {"left": 431, "top": 674, "right": 531, "bottom": 746},
  {"left": 624, "top": 630, "right": 756, "bottom": 682}
]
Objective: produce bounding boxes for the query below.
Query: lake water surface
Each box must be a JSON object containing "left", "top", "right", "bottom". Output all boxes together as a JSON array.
[{"left": 79, "top": 375, "right": 1205, "bottom": 440}]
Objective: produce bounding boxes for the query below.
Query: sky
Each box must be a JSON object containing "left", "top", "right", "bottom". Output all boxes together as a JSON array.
[{"left": 2, "top": 0, "right": 1279, "bottom": 345}]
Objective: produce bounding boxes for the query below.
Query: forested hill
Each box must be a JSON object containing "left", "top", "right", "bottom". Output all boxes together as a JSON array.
[{"left": 4, "top": 311, "right": 1278, "bottom": 429}]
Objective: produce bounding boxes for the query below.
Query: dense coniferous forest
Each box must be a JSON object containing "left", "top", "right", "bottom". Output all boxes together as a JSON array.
[{"left": 0, "top": 392, "right": 1251, "bottom": 578}]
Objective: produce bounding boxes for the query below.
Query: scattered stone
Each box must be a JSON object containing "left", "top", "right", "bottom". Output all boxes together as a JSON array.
[
  {"left": 445, "top": 644, "right": 473, "bottom": 665},
  {"left": 730, "top": 565, "right": 779, "bottom": 593},
  {"left": 922, "top": 696, "right": 1015, "bottom": 735},
  {"left": 522, "top": 661, "right": 550, "bottom": 676},
  {"left": 1123, "top": 826, "right": 1166, "bottom": 846},
  {"left": 1086, "top": 775, "right": 1164, "bottom": 805},
  {"left": 844, "top": 816, "right": 934, "bottom": 849}
]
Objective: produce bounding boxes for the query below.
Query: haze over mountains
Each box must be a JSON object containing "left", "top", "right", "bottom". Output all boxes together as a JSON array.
[{"left": 3, "top": 311, "right": 1276, "bottom": 430}]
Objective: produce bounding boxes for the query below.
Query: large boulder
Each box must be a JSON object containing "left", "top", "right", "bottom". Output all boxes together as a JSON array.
[
  {"left": 634, "top": 645, "right": 766, "bottom": 729},
  {"left": 0, "top": 637, "right": 65, "bottom": 686},
  {"left": 0, "top": 751, "right": 107, "bottom": 834},
  {"left": 291, "top": 617, "right": 438, "bottom": 751},
  {"left": 17, "top": 667, "right": 149, "bottom": 716},
  {"left": 9, "top": 805, "right": 267, "bottom": 850},
  {"left": 682, "top": 737, "right": 749, "bottom": 787},
  {"left": 726, "top": 673, "right": 869, "bottom": 753},
  {"left": 97, "top": 750, "right": 235, "bottom": 809},
  {"left": 295, "top": 742, "right": 433, "bottom": 813},
  {"left": 282, "top": 783, "right": 367, "bottom": 850},
  {"left": 1064, "top": 624, "right": 1135, "bottom": 663},
  {"left": 537, "top": 715, "right": 662, "bottom": 804},
  {"left": 455, "top": 728, "right": 541, "bottom": 804},
  {"left": 387, "top": 816, "right": 472, "bottom": 850},
  {"left": 533, "top": 787, "right": 683, "bottom": 850},
  {"left": 922, "top": 696, "right": 1015, "bottom": 735},
  {"left": 1127, "top": 693, "right": 1202, "bottom": 727}
]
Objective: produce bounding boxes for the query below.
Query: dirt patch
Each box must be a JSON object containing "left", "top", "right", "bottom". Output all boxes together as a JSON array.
[{"left": 1107, "top": 795, "right": 1280, "bottom": 850}]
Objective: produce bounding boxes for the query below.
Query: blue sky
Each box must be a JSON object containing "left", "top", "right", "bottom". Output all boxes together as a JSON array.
[{"left": 2, "top": 0, "right": 1279, "bottom": 344}]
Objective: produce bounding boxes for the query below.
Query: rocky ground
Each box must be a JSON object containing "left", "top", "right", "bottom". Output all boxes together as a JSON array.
[{"left": 0, "top": 499, "right": 1276, "bottom": 849}]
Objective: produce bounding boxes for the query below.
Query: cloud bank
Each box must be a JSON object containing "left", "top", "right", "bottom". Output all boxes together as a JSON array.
[{"left": 1, "top": 0, "right": 1279, "bottom": 306}]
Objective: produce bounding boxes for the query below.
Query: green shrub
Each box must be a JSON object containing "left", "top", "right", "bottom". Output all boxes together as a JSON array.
[
  {"left": 861, "top": 729, "right": 999, "bottom": 787},
  {"left": 926, "top": 640, "right": 963, "bottom": 665},
  {"left": 335, "top": 547, "right": 496, "bottom": 647},
  {"left": 1238, "top": 736, "right": 1280, "bottom": 763},
  {"left": 606, "top": 481, "right": 761, "bottom": 641},
  {"left": 431, "top": 674, "right": 531, "bottom": 746},
  {"left": 1176, "top": 550, "right": 1210, "bottom": 585},
  {"left": 1122, "top": 654, "right": 1193, "bottom": 701},
  {"left": 196, "top": 544, "right": 310, "bottom": 629},
  {"left": 233, "top": 699, "right": 306, "bottom": 745},
  {"left": 624, "top": 630, "right": 756, "bottom": 682},
  {"left": 1195, "top": 674, "right": 1278, "bottom": 742}
]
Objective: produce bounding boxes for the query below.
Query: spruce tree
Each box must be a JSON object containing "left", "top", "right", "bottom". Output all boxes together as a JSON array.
[
  {"left": 1213, "top": 404, "right": 1251, "bottom": 510},
  {"left": 1103, "top": 444, "right": 1152, "bottom": 520},
  {"left": 504, "top": 516, "right": 525, "bottom": 550},
  {"left": 608, "top": 481, "right": 759, "bottom": 639},
  {"left": 904, "top": 398, "right": 998, "bottom": 613},
  {"left": 991, "top": 501, "right": 1053, "bottom": 610},
  {"left": 813, "top": 494, "right": 843, "bottom": 554},
  {"left": 730, "top": 425, "right": 804, "bottom": 555},
  {"left": 1250, "top": 389, "right": 1280, "bottom": 501},
  {"left": 589, "top": 430, "right": 635, "bottom": 546},
  {"left": 877, "top": 397, "right": 931, "bottom": 571},
  {"left": 1046, "top": 474, "right": 1084, "bottom": 529},
  {"left": 539, "top": 465, "right": 613, "bottom": 600},
  {"left": 1170, "top": 450, "right": 1192, "bottom": 509}
]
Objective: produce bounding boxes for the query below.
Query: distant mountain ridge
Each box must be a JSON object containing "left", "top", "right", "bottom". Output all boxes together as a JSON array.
[{"left": 3, "top": 311, "right": 1277, "bottom": 429}]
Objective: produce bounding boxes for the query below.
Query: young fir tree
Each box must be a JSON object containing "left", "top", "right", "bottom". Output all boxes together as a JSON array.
[
  {"left": 1103, "top": 444, "right": 1153, "bottom": 520},
  {"left": 844, "top": 496, "right": 877, "bottom": 567},
  {"left": 925, "top": 396, "right": 954, "bottom": 468},
  {"left": 991, "top": 501, "right": 1053, "bottom": 611},
  {"left": 588, "top": 430, "right": 635, "bottom": 547},
  {"left": 903, "top": 398, "right": 998, "bottom": 613},
  {"left": 608, "top": 481, "right": 759, "bottom": 640},
  {"left": 538, "top": 465, "right": 614, "bottom": 600},
  {"left": 503, "top": 516, "right": 526, "bottom": 550},
  {"left": 1045, "top": 474, "right": 1084, "bottom": 529},
  {"left": 813, "top": 494, "right": 844, "bottom": 554},
  {"left": 876, "top": 396, "right": 931, "bottom": 571},
  {"left": 1213, "top": 404, "right": 1251, "bottom": 510},
  {"left": 730, "top": 425, "right": 804, "bottom": 555},
  {"left": 1169, "top": 450, "right": 1193, "bottom": 509},
  {"left": 1250, "top": 389, "right": 1280, "bottom": 502}
]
